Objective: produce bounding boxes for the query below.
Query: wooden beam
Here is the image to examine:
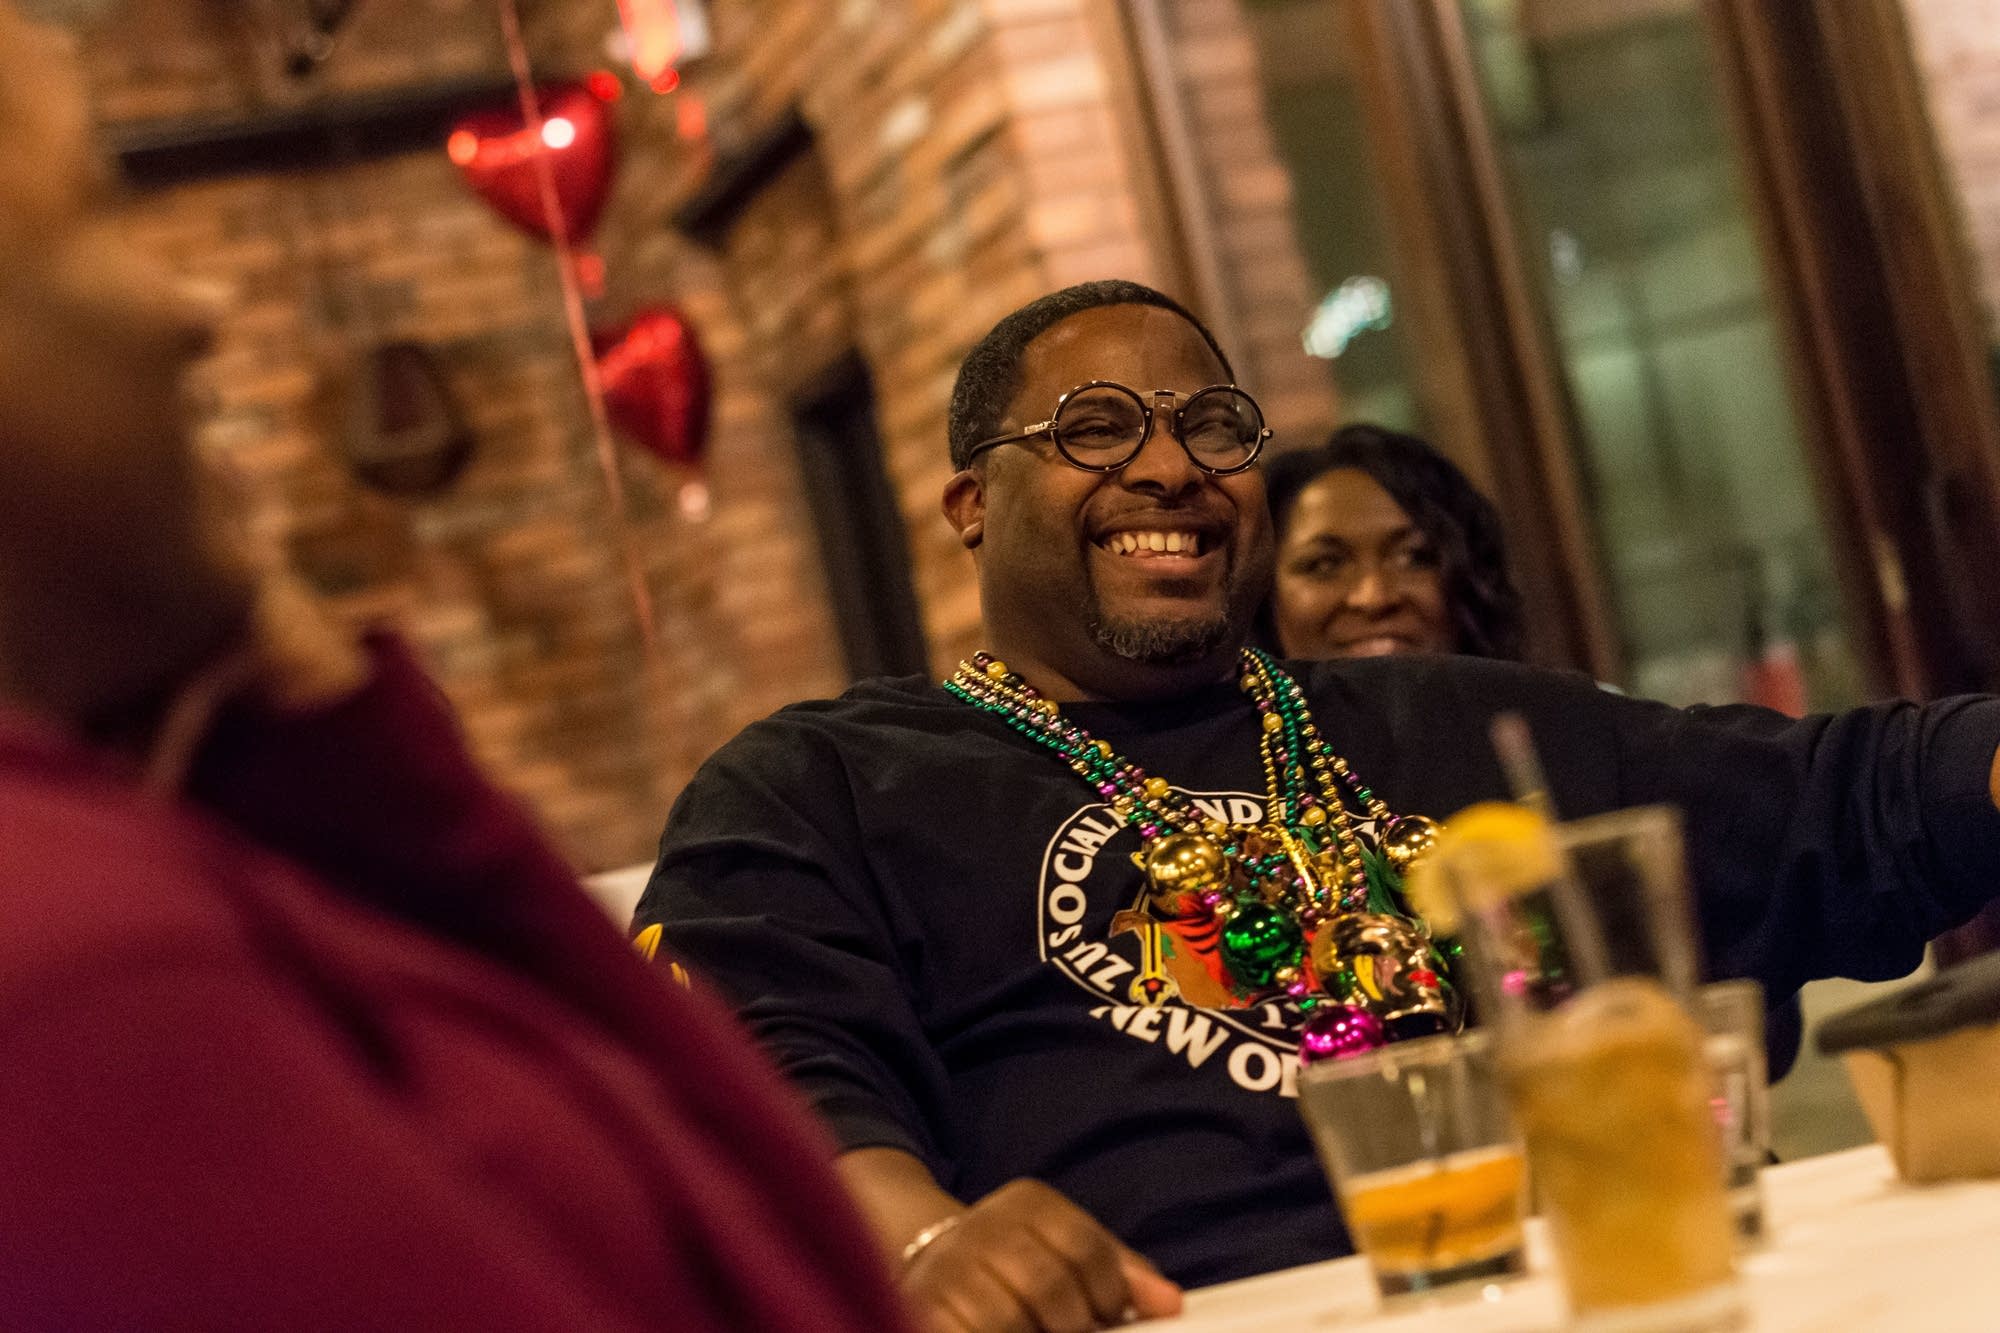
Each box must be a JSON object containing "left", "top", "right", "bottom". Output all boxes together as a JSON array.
[
  {"left": 1113, "top": 0, "right": 1248, "bottom": 366},
  {"left": 1704, "top": 0, "right": 2000, "bottom": 695},
  {"left": 112, "top": 74, "right": 521, "bottom": 188},
  {"left": 1341, "top": 0, "right": 1621, "bottom": 679}
]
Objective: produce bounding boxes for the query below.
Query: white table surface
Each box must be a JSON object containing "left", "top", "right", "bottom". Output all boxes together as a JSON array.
[{"left": 1139, "top": 1146, "right": 2000, "bottom": 1331}]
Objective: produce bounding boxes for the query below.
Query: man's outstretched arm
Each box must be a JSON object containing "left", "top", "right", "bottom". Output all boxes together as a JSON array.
[
  {"left": 1593, "top": 682, "right": 2000, "bottom": 993},
  {"left": 840, "top": 1147, "right": 1182, "bottom": 1333}
]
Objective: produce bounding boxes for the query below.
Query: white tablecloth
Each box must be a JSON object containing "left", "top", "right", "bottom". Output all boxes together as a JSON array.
[{"left": 1141, "top": 1146, "right": 2000, "bottom": 1331}]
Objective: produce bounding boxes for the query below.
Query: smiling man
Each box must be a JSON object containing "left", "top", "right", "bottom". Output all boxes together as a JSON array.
[
  {"left": 947, "top": 297, "right": 1273, "bottom": 702},
  {"left": 637, "top": 279, "right": 2000, "bottom": 1333}
]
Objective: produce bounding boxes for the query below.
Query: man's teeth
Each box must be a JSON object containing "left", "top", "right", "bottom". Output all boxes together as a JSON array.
[{"left": 1104, "top": 531, "right": 1203, "bottom": 556}]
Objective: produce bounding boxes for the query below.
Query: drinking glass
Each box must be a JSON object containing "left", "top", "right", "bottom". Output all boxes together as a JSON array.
[
  {"left": 1298, "top": 1031, "right": 1529, "bottom": 1304},
  {"left": 1556, "top": 806, "right": 1702, "bottom": 997},
  {"left": 1697, "top": 978, "right": 1771, "bottom": 1244},
  {"left": 1438, "top": 804, "right": 1744, "bottom": 1331},
  {"left": 1506, "top": 979, "right": 1743, "bottom": 1331},
  {"left": 1561, "top": 815, "right": 1771, "bottom": 1240}
]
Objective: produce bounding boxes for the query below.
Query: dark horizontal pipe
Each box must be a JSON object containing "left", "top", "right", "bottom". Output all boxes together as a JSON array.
[
  {"left": 112, "top": 73, "right": 524, "bottom": 188},
  {"left": 670, "top": 106, "right": 812, "bottom": 245}
]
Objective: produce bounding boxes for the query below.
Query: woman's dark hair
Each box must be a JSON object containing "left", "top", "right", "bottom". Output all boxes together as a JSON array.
[{"left": 1262, "top": 424, "right": 1526, "bottom": 660}]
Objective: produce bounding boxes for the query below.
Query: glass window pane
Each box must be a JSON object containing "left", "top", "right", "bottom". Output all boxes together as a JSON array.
[
  {"left": 1243, "top": 0, "right": 1424, "bottom": 431},
  {"left": 1460, "top": 0, "right": 1866, "bottom": 709}
]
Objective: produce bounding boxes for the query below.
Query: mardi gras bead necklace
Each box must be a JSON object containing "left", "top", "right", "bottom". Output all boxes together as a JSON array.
[{"left": 945, "top": 647, "right": 1460, "bottom": 1058}]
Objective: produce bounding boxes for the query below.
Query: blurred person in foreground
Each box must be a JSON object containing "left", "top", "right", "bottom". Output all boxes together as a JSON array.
[
  {"left": 0, "top": 6, "right": 911, "bottom": 1330},
  {"left": 1261, "top": 424, "right": 1523, "bottom": 662},
  {"left": 635, "top": 278, "right": 2000, "bottom": 1333}
]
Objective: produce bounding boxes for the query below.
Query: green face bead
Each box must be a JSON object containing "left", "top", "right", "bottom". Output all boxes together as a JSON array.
[{"left": 1218, "top": 903, "right": 1305, "bottom": 988}]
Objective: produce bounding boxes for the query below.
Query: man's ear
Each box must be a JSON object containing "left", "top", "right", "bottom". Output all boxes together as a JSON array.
[{"left": 942, "top": 467, "right": 985, "bottom": 549}]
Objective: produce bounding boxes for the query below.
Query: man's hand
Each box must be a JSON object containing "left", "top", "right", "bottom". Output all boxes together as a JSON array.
[
  {"left": 903, "top": 1181, "right": 1182, "bottom": 1333},
  {"left": 837, "top": 1150, "right": 1182, "bottom": 1333}
]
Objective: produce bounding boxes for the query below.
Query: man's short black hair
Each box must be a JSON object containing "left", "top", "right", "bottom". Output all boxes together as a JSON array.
[{"left": 946, "top": 279, "right": 1235, "bottom": 469}]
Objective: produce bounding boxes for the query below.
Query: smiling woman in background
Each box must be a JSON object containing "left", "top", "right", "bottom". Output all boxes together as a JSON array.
[{"left": 1263, "top": 423, "right": 1525, "bottom": 662}]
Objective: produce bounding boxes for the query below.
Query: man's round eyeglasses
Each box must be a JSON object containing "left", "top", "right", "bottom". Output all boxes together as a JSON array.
[{"left": 966, "top": 381, "right": 1271, "bottom": 475}]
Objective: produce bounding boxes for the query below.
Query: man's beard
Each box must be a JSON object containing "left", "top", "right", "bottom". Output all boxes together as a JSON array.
[{"left": 1083, "top": 573, "right": 1244, "bottom": 667}]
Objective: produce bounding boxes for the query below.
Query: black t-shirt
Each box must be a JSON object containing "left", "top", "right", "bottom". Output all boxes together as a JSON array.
[{"left": 636, "top": 653, "right": 2000, "bottom": 1287}]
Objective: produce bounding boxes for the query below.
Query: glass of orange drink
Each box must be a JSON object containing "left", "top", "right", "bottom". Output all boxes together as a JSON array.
[
  {"left": 1434, "top": 803, "right": 1747, "bottom": 1331},
  {"left": 1507, "top": 978, "right": 1742, "bottom": 1331},
  {"left": 1299, "top": 1030, "right": 1529, "bottom": 1303}
]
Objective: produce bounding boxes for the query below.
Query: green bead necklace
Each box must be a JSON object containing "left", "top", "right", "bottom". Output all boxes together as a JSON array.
[{"left": 945, "top": 647, "right": 1455, "bottom": 1043}]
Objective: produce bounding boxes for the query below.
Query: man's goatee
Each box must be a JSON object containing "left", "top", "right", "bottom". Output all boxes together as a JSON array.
[{"left": 1086, "top": 612, "right": 1237, "bottom": 665}]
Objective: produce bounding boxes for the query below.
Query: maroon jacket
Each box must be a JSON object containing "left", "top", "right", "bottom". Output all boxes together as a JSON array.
[{"left": 0, "top": 636, "right": 913, "bottom": 1332}]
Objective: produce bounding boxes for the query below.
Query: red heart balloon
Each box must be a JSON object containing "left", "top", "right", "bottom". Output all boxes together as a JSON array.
[
  {"left": 594, "top": 307, "right": 712, "bottom": 469},
  {"left": 448, "top": 83, "right": 615, "bottom": 243}
]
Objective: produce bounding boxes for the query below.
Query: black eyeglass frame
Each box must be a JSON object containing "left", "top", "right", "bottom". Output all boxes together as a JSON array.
[{"left": 964, "top": 380, "right": 1273, "bottom": 475}]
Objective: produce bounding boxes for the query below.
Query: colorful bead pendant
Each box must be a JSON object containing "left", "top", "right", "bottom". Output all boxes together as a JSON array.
[
  {"left": 1217, "top": 902, "right": 1305, "bottom": 989},
  {"left": 1298, "top": 1003, "right": 1387, "bottom": 1063},
  {"left": 1309, "top": 911, "right": 1455, "bottom": 1032},
  {"left": 1381, "top": 814, "right": 1441, "bottom": 874},
  {"left": 1143, "top": 832, "right": 1231, "bottom": 918}
]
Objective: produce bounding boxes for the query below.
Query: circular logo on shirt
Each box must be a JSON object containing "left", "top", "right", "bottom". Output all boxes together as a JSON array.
[{"left": 1034, "top": 789, "right": 1381, "bottom": 1097}]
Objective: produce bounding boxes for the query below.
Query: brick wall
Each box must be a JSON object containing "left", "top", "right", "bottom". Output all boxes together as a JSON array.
[
  {"left": 1900, "top": 0, "right": 2000, "bottom": 340},
  {"left": 532, "top": 0, "right": 1229, "bottom": 672},
  {"left": 84, "top": 5, "right": 704, "bottom": 872},
  {"left": 76, "top": 0, "right": 1233, "bottom": 871}
]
